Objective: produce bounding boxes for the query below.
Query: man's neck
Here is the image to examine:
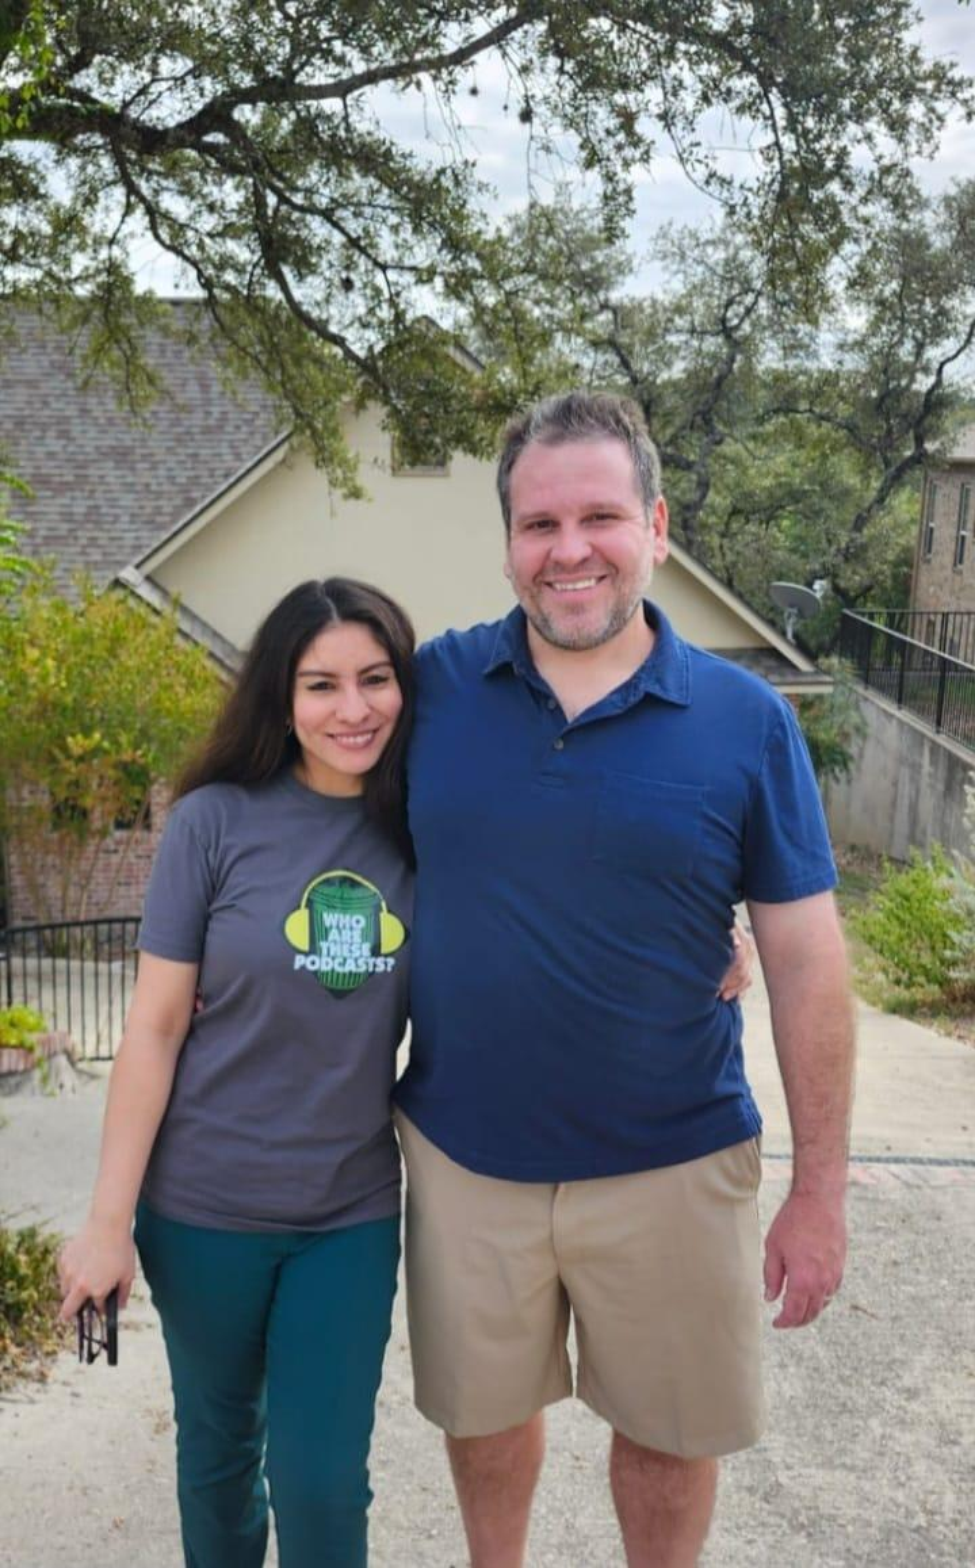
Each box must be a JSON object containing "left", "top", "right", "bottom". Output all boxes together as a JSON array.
[{"left": 526, "top": 608, "right": 654, "bottom": 722}]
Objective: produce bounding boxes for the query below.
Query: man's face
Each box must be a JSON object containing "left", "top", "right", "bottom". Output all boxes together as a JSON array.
[{"left": 504, "top": 437, "right": 669, "bottom": 652}]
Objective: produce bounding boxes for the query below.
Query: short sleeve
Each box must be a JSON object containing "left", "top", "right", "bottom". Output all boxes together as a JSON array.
[
  {"left": 741, "top": 699, "right": 837, "bottom": 903},
  {"left": 137, "top": 798, "right": 216, "bottom": 962}
]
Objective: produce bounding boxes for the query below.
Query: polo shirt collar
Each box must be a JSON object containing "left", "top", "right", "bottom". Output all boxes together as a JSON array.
[{"left": 482, "top": 601, "right": 691, "bottom": 708}]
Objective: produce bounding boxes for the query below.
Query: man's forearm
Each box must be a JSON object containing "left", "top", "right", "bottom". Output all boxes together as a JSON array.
[
  {"left": 768, "top": 966, "right": 855, "bottom": 1195},
  {"left": 748, "top": 894, "right": 856, "bottom": 1193}
]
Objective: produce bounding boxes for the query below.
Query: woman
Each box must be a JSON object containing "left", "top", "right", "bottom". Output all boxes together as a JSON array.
[{"left": 59, "top": 577, "right": 416, "bottom": 1568}]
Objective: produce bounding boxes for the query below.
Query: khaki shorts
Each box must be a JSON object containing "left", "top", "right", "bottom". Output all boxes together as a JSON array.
[{"left": 396, "top": 1112, "right": 765, "bottom": 1459}]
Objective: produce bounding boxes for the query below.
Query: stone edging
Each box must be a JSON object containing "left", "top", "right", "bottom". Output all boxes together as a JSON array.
[{"left": 0, "top": 1030, "right": 76, "bottom": 1077}]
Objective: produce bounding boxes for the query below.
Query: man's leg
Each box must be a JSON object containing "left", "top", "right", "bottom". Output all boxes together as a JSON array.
[
  {"left": 609, "top": 1433, "right": 718, "bottom": 1568},
  {"left": 446, "top": 1413, "right": 546, "bottom": 1568},
  {"left": 396, "top": 1113, "right": 572, "bottom": 1565}
]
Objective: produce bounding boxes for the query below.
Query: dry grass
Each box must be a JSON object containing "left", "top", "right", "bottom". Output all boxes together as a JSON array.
[{"left": 0, "top": 1222, "right": 71, "bottom": 1390}]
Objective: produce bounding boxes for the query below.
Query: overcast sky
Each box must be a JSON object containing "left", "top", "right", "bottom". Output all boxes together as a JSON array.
[{"left": 134, "top": 1, "right": 975, "bottom": 294}]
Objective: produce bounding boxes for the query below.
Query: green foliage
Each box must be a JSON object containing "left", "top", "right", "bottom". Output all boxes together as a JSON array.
[
  {"left": 0, "top": 472, "right": 34, "bottom": 602},
  {"left": 0, "top": 1, "right": 56, "bottom": 136},
  {"left": 0, "top": 3, "right": 970, "bottom": 475},
  {"left": 853, "top": 847, "right": 967, "bottom": 993},
  {"left": 796, "top": 663, "right": 867, "bottom": 785},
  {"left": 468, "top": 185, "right": 975, "bottom": 647},
  {"left": 0, "top": 574, "right": 222, "bottom": 920},
  {"left": 0, "top": 1222, "right": 66, "bottom": 1386},
  {"left": 0, "top": 1004, "right": 45, "bottom": 1050},
  {"left": 944, "top": 774, "right": 975, "bottom": 994}
]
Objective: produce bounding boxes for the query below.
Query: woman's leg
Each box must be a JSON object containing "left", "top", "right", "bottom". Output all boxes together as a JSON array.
[
  {"left": 135, "top": 1203, "right": 281, "bottom": 1568},
  {"left": 264, "top": 1214, "right": 400, "bottom": 1568}
]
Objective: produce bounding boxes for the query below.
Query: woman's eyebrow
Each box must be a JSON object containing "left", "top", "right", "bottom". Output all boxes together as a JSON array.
[{"left": 295, "top": 660, "right": 393, "bottom": 677}]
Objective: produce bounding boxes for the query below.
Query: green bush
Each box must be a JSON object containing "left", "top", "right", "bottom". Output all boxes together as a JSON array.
[
  {"left": 0, "top": 1004, "right": 46, "bottom": 1051},
  {"left": 797, "top": 661, "right": 867, "bottom": 785},
  {"left": 853, "top": 847, "right": 966, "bottom": 992},
  {"left": 0, "top": 1223, "right": 67, "bottom": 1385}
]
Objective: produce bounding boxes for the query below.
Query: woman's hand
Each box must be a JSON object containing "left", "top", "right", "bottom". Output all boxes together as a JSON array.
[
  {"left": 717, "top": 920, "right": 755, "bottom": 1001},
  {"left": 58, "top": 1221, "right": 136, "bottom": 1321}
]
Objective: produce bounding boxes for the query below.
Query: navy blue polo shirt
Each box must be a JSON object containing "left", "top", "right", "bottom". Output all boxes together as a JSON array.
[{"left": 395, "top": 603, "right": 837, "bottom": 1181}]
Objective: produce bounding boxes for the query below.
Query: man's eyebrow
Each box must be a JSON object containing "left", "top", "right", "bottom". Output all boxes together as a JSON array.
[
  {"left": 514, "top": 500, "right": 625, "bottom": 522},
  {"left": 295, "top": 659, "right": 393, "bottom": 677}
]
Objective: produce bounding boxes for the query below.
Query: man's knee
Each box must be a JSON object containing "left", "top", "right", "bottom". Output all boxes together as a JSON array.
[
  {"left": 611, "top": 1431, "right": 718, "bottom": 1501},
  {"left": 447, "top": 1415, "right": 546, "bottom": 1490}
]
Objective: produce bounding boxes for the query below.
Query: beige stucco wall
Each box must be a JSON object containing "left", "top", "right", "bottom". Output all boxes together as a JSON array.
[
  {"left": 153, "top": 407, "right": 776, "bottom": 651},
  {"left": 650, "top": 560, "right": 766, "bottom": 648}
]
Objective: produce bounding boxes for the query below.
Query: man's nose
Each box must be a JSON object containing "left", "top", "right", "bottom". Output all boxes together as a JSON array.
[{"left": 548, "top": 523, "right": 592, "bottom": 566}]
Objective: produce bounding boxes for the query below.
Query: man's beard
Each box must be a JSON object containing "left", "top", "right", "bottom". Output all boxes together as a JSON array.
[{"left": 525, "top": 590, "right": 643, "bottom": 652}]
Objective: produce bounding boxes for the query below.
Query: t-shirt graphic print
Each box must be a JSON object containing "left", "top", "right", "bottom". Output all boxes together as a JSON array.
[{"left": 284, "top": 868, "right": 408, "bottom": 994}]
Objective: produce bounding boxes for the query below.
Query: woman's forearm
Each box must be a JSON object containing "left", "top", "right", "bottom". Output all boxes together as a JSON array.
[
  {"left": 59, "top": 955, "right": 197, "bottom": 1316},
  {"left": 86, "top": 1028, "right": 185, "bottom": 1231}
]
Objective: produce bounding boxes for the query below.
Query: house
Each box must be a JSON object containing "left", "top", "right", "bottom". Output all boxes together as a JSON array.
[
  {"left": 910, "top": 423, "right": 975, "bottom": 661},
  {"left": 1, "top": 306, "right": 827, "bottom": 924},
  {"left": 825, "top": 423, "right": 975, "bottom": 861}
]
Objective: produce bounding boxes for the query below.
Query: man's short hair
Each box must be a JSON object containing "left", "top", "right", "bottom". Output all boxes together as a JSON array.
[{"left": 496, "top": 390, "right": 662, "bottom": 534}]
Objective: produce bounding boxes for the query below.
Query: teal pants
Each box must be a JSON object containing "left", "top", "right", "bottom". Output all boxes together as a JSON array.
[{"left": 135, "top": 1204, "right": 400, "bottom": 1568}]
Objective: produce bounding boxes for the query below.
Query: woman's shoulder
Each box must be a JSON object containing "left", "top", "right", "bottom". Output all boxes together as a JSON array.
[{"left": 166, "top": 779, "right": 265, "bottom": 839}]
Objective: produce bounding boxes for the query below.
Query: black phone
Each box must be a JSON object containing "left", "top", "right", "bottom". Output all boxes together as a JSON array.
[{"left": 77, "top": 1285, "right": 119, "bottom": 1366}]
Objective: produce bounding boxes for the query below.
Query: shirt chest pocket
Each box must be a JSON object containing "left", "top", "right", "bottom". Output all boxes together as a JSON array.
[{"left": 591, "top": 774, "right": 707, "bottom": 879}]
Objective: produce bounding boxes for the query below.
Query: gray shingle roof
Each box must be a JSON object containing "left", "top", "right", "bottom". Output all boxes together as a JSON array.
[
  {"left": 711, "top": 646, "right": 832, "bottom": 689},
  {"left": 1, "top": 303, "right": 284, "bottom": 589}
]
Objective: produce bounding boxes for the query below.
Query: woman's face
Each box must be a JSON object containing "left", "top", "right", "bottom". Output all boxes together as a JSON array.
[{"left": 291, "top": 621, "right": 403, "bottom": 796}]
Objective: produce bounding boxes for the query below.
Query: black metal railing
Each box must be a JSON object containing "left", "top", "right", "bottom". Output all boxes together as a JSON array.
[
  {"left": 839, "top": 612, "right": 975, "bottom": 753},
  {"left": 1, "top": 917, "right": 140, "bottom": 1060},
  {"left": 853, "top": 608, "right": 975, "bottom": 669}
]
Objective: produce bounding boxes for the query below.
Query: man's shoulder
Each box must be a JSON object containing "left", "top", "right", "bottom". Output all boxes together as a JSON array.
[
  {"left": 682, "top": 640, "right": 793, "bottom": 718},
  {"left": 416, "top": 618, "right": 508, "bottom": 678}
]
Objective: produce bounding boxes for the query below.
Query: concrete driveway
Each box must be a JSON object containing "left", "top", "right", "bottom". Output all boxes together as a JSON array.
[{"left": 1, "top": 976, "right": 973, "bottom": 1567}]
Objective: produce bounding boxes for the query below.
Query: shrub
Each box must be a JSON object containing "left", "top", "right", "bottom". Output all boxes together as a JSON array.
[
  {"left": 853, "top": 846, "right": 966, "bottom": 992},
  {"left": 945, "top": 774, "right": 975, "bottom": 995},
  {"left": 0, "top": 1223, "right": 67, "bottom": 1386},
  {"left": 797, "top": 660, "right": 867, "bottom": 785},
  {"left": 0, "top": 1004, "right": 46, "bottom": 1051}
]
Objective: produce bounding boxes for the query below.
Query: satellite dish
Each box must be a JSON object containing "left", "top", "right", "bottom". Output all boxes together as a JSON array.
[{"left": 770, "top": 581, "right": 825, "bottom": 644}]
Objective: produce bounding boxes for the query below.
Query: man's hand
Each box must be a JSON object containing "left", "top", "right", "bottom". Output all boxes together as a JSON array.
[
  {"left": 717, "top": 920, "right": 754, "bottom": 1001},
  {"left": 763, "top": 1189, "right": 847, "bottom": 1328}
]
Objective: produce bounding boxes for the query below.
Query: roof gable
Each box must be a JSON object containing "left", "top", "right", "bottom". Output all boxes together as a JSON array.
[{"left": 1, "top": 304, "right": 283, "bottom": 588}]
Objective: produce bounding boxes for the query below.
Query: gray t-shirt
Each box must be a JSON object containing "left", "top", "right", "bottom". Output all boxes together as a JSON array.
[{"left": 138, "top": 772, "right": 412, "bottom": 1232}]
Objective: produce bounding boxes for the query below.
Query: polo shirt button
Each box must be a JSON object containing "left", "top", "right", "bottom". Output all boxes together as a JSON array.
[
  {"left": 546, "top": 698, "right": 557, "bottom": 710},
  {"left": 553, "top": 737, "right": 565, "bottom": 750}
]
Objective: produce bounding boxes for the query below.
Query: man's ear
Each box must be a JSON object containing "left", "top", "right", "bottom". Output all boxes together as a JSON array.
[{"left": 652, "top": 496, "right": 670, "bottom": 565}]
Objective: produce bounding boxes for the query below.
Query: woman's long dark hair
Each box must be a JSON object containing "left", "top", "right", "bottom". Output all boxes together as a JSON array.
[{"left": 175, "top": 578, "right": 416, "bottom": 861}]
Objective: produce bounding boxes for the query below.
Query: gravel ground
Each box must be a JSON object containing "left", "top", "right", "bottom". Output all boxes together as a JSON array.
[{"left": 1, "top": 979, "right": 973, "bottom": 1568}]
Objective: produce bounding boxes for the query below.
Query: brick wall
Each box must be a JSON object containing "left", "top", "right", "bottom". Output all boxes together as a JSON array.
[
  {"left": 911, "top": 464, "right": 975, "bottom": 617},
  {"left": 4, "top": 781, "right": 170, "bottom": 927}
]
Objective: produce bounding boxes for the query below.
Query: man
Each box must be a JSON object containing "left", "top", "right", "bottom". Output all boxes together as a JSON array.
[{"left": 395, "top": 391, "right": 854, "bottom": 1567}]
